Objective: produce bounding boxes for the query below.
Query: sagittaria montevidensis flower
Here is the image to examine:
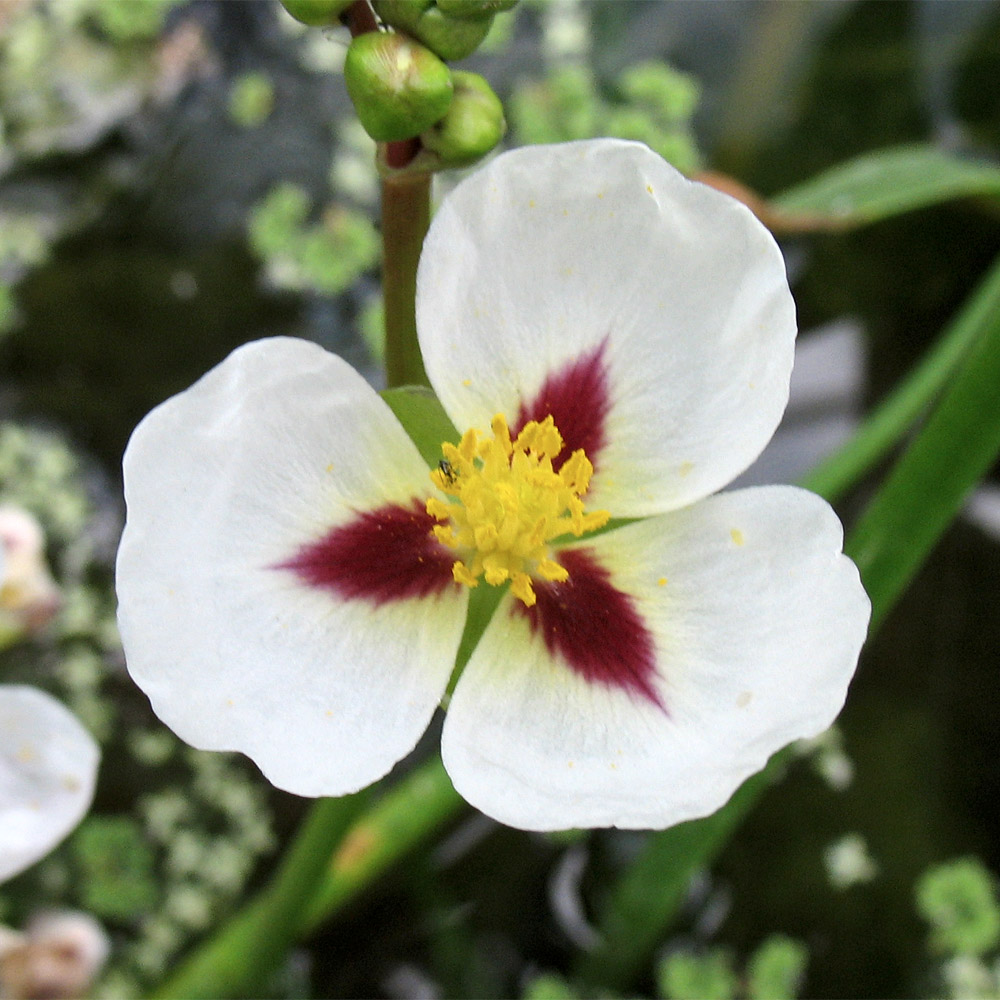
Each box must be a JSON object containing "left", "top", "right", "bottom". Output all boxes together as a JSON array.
[{"left": 116, "top": 140, "right": 870, "bottom": 831}]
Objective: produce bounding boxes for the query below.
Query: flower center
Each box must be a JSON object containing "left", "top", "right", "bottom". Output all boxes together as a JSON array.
[{"left": 426, "top": 414, "right": 610, "bottom": 607}]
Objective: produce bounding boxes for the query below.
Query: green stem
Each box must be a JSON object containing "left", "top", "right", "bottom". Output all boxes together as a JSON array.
[
  {"left": 301, "top": 757, "right": 464, "bottom": 931},
  {"left": 382, "top": 168, "right": 432, "bottom": 389},
  {"left": 153, "top": 793, "right": 369, "bottom": 999}
]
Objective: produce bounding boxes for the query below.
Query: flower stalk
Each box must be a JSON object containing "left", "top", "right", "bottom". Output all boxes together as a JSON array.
[{"left": 381, "top": 167, "right": 432, "bottom": 388}]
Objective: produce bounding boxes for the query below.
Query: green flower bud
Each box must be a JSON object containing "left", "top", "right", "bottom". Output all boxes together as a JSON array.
[
  {"left": 279, "top": 0, "right": 353, "bottom": 26},
  {"left": 436, "top": 0, "right": 517, "bottom": 20},
  {"left": 344, "top": 32, "right": 454, "bottom": 142},
  {"left": 421, "top": 70, "right": 504, "bottom": 166},
  {"left": 373, "top": 0, "right": 494, "bottom": 61},
  {"left": 372, "top": 0, "right": 434, "bottom": 36}
]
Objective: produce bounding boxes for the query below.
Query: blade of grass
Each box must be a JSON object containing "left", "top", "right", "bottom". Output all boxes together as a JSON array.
[
  {"left": 846, "top": 283, "right": 1000, "bottom": 623},
  {"left": 803, "top": 254, "right": 1000, "bottom": 502}
]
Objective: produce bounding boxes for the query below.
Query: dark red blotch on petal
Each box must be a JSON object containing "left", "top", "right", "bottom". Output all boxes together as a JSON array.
[
  {"left": 277, "top": 500, "right": 456, "bottom": 606},
  {"left": 516, "top": 547, "right": 664, "bottom": 710},
  {"left": 514, "top": 338, "right": 611, "bottom": 473}
]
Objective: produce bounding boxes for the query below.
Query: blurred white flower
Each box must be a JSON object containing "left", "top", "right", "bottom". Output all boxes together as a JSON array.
[{"left": 0, "top": 686, "right": 99, "bottom": 883}]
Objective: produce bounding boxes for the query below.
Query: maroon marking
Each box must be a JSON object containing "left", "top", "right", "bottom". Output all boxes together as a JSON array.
[
  {"left": 514, "top": 339, "right": 611, "bottom": 474},
  {"left": 277, "top": 500, "right": 457, "bottom": 606},
  {"left": 516, "top": 547, "right": 663, "bottom": 709}
]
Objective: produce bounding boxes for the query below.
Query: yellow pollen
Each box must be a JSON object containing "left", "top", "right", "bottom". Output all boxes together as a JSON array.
[{"left": 427, "top": 414, "right": 609, "bottom": 606}]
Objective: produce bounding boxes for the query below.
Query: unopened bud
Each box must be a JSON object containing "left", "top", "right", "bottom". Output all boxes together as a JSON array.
[
  {"left": 421, "top": 70, "right": 504, "bottom": 166},
  {"left": 345, "top": 31, "right": 453, "bottom": 142},
  {"left": 0, "top": 507, "right": 60, "bottom": 639},
  {"left": 436, "top": 0, "right": 517, "bottom": 19},
  {"left": 0, "top": 911, "right": 109, "bottom": 1000},
  {"left": 279, "top": 0, "right": 353, "bottom": 26},
  {"left": 373, "top": 0, "right": 494, "bottom": 61}
]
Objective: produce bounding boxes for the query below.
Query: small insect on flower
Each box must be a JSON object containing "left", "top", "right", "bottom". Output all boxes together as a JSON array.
[{"left": 438, "top": 459, "right": 458, "bottom": 485}]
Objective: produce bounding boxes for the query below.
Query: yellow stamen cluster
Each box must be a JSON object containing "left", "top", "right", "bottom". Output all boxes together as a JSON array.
[{"left": 426, "top": 414, "right": 610, "bottom": 607}]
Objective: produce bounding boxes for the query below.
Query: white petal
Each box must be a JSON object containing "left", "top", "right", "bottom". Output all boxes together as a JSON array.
[
  {"left": 117, "top": 338, "right": 467, "bottom": 798},
  {"left": 441, "top": 486, "right": 869, "bottom": 830},
  {"left": 418, "top": 139, "right": 796, "bottom": 516},
  {"left": 0, "top": 686, "right": 99, "bottom": 882}
]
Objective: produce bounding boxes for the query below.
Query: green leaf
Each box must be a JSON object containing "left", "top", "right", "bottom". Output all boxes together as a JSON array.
[
  {"left": 847, "top": 260, "right": 1000, "bottom": 624},
  {"left": 576, "top": 254, "right": 1000, "bottom": 993},
  {"left": 521, "top": 972, "right": 581, "bottom": 1000},
  {"left": 773, "top": 145, "right": 1000, "bottom": 226},
  {"left": 803, "top": 253, "right": 1000, "bottom": 503},
  {"left": 72, "top": 816, "right": 159, "bottom": 921},
  {"left": 381, "top": 385, "right": 461, "bottom": 468}
]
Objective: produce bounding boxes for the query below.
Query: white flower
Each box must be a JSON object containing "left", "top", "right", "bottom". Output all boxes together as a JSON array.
[
  {"left": 0, "top": 687, "right": 99, "bottom": 882},
  {"left": 117, "top": 140, "right": 870, "bottom": 831}
]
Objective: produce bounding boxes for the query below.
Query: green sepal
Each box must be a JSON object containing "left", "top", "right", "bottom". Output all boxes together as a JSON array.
[
  {"left": 420, "top": 70, "right": 505, "bottom": 166},
  {"left": 279, "top": 0, "right": 353, "bottom": 26},
  {"left": 344, "top": 31, "right": 454, "bottom": 142},
  {"left": 380, "top": 384, "right": 460, "bottom": 468},
  {"left": 447, "top": 576, "right": 506, "bottom": 697},
  {"left": 374, "top": 0, "right": 494, "bottom": 60}
]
